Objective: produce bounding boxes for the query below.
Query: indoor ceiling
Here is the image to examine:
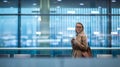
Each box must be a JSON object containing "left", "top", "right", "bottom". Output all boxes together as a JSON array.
[{"left": 0, "top": 0, "right": 120, "bottom": 8}]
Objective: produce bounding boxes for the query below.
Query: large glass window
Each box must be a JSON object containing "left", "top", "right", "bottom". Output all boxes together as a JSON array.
[
  {"left": 0, "top": 16, "right": 18, "bottom": 47},
  {"left": 49, "top": 15, "right": 108, "bottom": 47},
  {"left": 111, "top": 0, "right": 120, "bottom": 47},
  {"left": 21, "top": 16, "right": 40, "bottom": 47},
  {"left": 0, "top": 0, "right": 120, "bottom": 56}
]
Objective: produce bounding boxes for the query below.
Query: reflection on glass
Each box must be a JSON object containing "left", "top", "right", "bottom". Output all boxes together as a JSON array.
[
  {"left": 0, "top": 0, "right": 120, "bottom": 57},
  {"left": 0, "top": 16, "right": 18, "bottom": 47}
]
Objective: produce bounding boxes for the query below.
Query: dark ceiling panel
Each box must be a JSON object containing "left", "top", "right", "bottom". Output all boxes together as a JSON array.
[
  {"left": 0, "top": 0, "right": 18, "bottom": 8},
  {"left": 0, "top": 0, "right": 120, "bottom": 8}
]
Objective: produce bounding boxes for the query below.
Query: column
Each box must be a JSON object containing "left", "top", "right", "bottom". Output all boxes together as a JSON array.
[{"left": 39, "top": 0, "right": 50, "bottom": 54}]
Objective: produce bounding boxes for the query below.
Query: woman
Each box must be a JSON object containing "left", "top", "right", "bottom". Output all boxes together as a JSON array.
[{"left": 71, "top": 22, "right": 91, "bottom": 58}]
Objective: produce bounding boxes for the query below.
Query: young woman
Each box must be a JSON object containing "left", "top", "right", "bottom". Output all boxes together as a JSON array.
[{"left": 71, "top": 22, "right": 92, "bottom": 58}]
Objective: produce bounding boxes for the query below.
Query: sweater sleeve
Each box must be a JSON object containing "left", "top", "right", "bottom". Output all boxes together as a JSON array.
[{"left": 76, "top": 34, "right": 88, "bottom": 51}]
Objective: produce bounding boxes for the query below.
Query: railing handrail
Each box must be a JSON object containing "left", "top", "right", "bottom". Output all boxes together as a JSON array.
[{"left": 0, "top": 47, "right": 120, "bottom": 50}]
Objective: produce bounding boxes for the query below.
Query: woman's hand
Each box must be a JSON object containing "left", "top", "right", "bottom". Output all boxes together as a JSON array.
[{"left": 71, "top": 38, "right": 78, "bottom": 47}]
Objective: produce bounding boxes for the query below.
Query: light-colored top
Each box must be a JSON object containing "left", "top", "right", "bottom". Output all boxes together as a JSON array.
[{"left": 72, "top": 31, "right": 88, "bottom": 58}]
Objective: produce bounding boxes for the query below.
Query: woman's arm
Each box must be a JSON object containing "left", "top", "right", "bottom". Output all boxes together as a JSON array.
[{"left": 76, "top": 35, "right": 88, "bottom": 51}]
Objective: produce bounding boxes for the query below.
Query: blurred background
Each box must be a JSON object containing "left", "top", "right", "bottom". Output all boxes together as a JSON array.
[{"left": 0, "top": 0, "right": 120, "bottom": 58}]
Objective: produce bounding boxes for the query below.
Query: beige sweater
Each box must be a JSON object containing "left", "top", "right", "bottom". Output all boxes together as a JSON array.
[{"left": 72, "top": 31, "right": 88, "bottom": 58}]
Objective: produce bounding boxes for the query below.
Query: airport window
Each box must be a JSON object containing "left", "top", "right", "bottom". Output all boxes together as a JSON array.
[{"left": 0, "top": 0, "right": 120, "bottom": 56}]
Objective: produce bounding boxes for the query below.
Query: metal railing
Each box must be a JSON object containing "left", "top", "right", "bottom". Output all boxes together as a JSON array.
[{"left": 0, "top": 47, "right": 120, "bottom": 50}]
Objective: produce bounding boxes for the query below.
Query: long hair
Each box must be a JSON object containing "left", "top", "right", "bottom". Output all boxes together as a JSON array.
[{"left": 75, "top": 22, "right": 84, "bottom": 34}]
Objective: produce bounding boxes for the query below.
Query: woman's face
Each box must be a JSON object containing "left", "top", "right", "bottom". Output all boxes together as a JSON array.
[{"left": 75, "top": 24, "right": 83, "bottom": 33}]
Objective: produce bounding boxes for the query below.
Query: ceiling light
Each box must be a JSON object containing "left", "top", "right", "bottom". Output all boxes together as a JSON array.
[
  {"left": 33, "top": 3, "right": 37, "bottom": 6},
  {"left": 10, "top": 7, "right": 14, "bottom": 9},
  {"left": 79, "top": 3, "right": 84, "bottom": 6},
  {"left": 57, "top": 6, "right": 60, "bottom": 8},
  {"left": 112, "top": 0, "right": 116, "bottom": 2},
  {"left": 3, "top": 0, "right": 8, "bottom": 3},
  {"left": 57, "top": 0, "right": 62, "bottom": 2},
  {"left": 98, "top": 6, "right": 101, "bottom": 8}
]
